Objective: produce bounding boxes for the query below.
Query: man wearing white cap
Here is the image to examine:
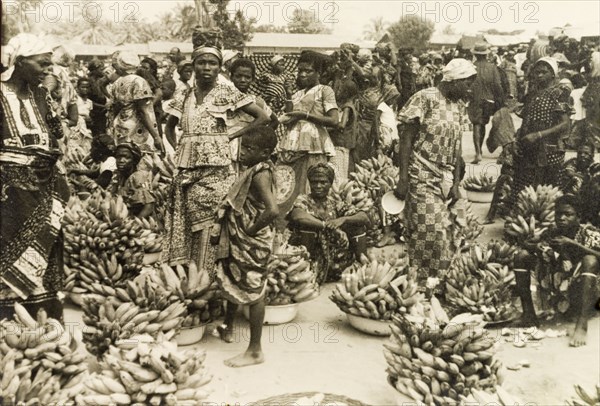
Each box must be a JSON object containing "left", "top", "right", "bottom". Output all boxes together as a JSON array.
[{"left": 394, "top": 58, "right": 477, "bottom": 278}]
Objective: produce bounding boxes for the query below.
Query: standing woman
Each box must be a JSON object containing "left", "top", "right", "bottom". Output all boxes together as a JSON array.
[
  {"left": 276, "top": 51, "right": 339, "bottom": 216},
  {"left": 106, "top": 51, "right": 164, "bottom": 156},
  {"left": 0, "top": 34, "right": 70, "bottom": 320},
  {"left": 162, "top": 31, "right": 269, "bottom": 273},
  {"left": 509, "top": 57, "right": 572, "bottom": 210},
  {"left": 394, "top": 59, "right": 476, "bottom": 277}
]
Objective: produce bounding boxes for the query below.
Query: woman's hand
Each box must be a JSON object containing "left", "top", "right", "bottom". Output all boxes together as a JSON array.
[
  {"left": 326, "top": 217, "right": 346, "bottom": 230},
  {"left": 394, "top": 179, "right": 408, "bottom": 200},
  {"left": 520, "top": 132, "right": 540, "bottom": 147}
]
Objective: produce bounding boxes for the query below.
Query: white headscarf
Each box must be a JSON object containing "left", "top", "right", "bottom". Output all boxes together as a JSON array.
[
  {"left": 535, "top": 56, "right": 559, "bottom": 77},
  {"left": 441, "top": 58, "right": 477, "bottom": 82},
  {"left": 1, "top": 33, "right": 53, "bottom": 81}
]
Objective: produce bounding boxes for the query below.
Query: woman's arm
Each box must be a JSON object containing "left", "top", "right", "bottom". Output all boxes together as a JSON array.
[
  {"left": 304, "top": 108, "right": 339, "bottom": 128},
  {"left": 228, "top": 102, "right": 270, "bottom": 141},
  {"left": 246, "top": 171, "right": 280, "bottom": 236},
  {"left": 288, "top": 208, "right": 327, "bottom": 232},
  {"left": 164, "top": 114, "right": 179, "bottom": 150},
  {"left": 66, "top": 103, "right": 79, "bottom": 126},
  {"left": 327, "top": 211, "right": 371, "bottom": 229},
  {"left": 136, "top": 98, "right": 164, "bottom": 154},
  {"left": 520, "top": 113, "right": 571, "bottom": 146},
  {"left": 395, "top": 121, "right": 418, "bottom": 199},
  {"left": 268, "top": 112, "right": 279, "bottom": 130},
  {"left": 338, "top": 106, "right": 351, "bottom": 130}
]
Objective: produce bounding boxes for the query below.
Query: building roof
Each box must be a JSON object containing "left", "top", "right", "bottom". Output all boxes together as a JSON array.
[
  {"left": 429, "top": 33, "right": 462, "bottom": 45},
  {"left": 245, "top": 33, "right": 375, "bottom": 50},
  {"left": 483, "top": 34, "right": 533, "bottom": 47},
  {"left": 457, "top": 35, "right": 485, "bottom": 50},
  {"left": 148, "top": 41, "right": 193, "bottom": 54}
]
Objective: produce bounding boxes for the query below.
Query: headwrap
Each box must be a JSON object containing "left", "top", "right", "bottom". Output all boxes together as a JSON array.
[
  {"left": 559, "top": 78, "right": 574, "bottom": 92},
  {"left": 192, "top": 47, "right": 223, "bottom": 63},
  {"left": 177, "top": 59, "right": 193, "bottom": 72},
  {"left": 222, "top": 50, "right": 239, "bottom": 65},
  {"left": 113, "top": 51, "right": 140, "bottom": 74},
  {"left": 535, "top": 56, "right": 558, "bottom": 77},
  {"left": 270, "top": 55, "right": 284, "bottom": 66},
  {"left": 307, "top": 163, "right": 335, "bottom": 183},
  {"left": 1, "top": 33, "right": 53, "bottom": 81},
  {"left": 552, "top": 52, "right": 571, "bottom": 65},
  {"left": 441, "top": 58, "right": 477, "bottom": 82},
  {"left": 192, "top": 27, "right": 223, "bottom": 49},
  {"left": 115, "top": 142, "right": 142, "bottom": 166},
  {"left": 591, "top": 51, "right": 600, "bottom": 78},
  {"left": 88, "top": 59, "right": 104, "bottom": 72}
]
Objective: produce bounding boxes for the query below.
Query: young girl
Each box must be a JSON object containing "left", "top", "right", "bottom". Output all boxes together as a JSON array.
[{"left": 213, "top": 126, "right": 279, "bottom": 367}]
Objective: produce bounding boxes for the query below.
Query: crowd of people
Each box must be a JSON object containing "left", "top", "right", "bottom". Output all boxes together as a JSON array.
[{"left": 1, "top": 27, "right": 599, "bottom": 368}]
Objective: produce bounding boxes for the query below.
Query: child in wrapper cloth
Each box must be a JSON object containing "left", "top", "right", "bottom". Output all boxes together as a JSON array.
[{"left": 213, "top": 127, "right": 280, "bottom": 367}]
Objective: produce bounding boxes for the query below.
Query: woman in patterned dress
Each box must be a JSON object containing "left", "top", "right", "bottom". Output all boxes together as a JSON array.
[
  {"left": 394, "top": 59, "right": 476, "bottom": 277},
  {"left": 162, "top": 42, "right": 269, "bottom": 274},
  {"left": 508, "top": 57, "right": 573, "bottom": 210},
  {"left": 276, "top": 51, "right": 338, "bottom": 217},
  {"left": 106, "top": 51, "right": 164, "bottom": 156},
  {"left": 0, "top": 34, "right": 70, "bottom": 320}
]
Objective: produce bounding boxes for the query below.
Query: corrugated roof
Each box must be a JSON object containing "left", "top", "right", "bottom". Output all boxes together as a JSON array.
[
  {"left": 429, "top": 33, "right": 462, "bottom": 45},
  {"left": 148, "top": 41, "right": 194, "bottom": 54},
  {"left": 458, "top": 35, "right": 485, "bottom": 49},
  {"left": 484, "top": 34, "right": 533, "bottom": 47},
  {"left": 246, "top": 33, "right": 374, "bottom": 50}
]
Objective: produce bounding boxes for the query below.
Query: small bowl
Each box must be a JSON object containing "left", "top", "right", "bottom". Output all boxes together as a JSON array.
[
  {"left": 382, "top": 191, "right": 405, "bottom": 215},
  {"left": 466, "top": 190, "right": 494, "bottom": 203},
  {"left": 174, "top": 324, "right": 207, "bottom": 346},
  {"left": 346, "top": 313, "right": 391, "bottom": 336},
  {"left": 243, "top": 303, "right": 299, "bottom": 325}
]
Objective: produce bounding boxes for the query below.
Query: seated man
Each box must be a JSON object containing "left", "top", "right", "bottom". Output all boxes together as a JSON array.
[
  {"left": 513, "top": 194, "right": 599, "bottom": 347},
  {"left": 287, "top": 163, "right": 371, "bottom": 283},
  {"left": 563, "top": 142, "right": 595, "bottom": 195}
]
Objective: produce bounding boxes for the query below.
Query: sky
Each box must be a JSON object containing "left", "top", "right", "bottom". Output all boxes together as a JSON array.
[{"left": 135, "top": 0, "right": 600, "bottom": 40}]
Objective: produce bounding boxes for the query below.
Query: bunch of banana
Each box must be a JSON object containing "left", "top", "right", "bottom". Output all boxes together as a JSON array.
[
  {"left": 330, "top": 179, "right": 375, "bottom": 215},
  {"left": 505, "top": 184, "right": 562, "bottom": 245},
  {"left": 0, "top": 304, "right": 88, "bottom": 405},
  {"left": 443, "top": 245, "right": 516, "bottom": 322},
  {"left": 81, "top": 291, "right": 187, "bottom": 358},
  {"left": 265, "top": 247, "right": 320, "bottom": 305},
  {"left": 78, "top": 334, "right": 212, "bottom": 405},
  {"left": 486, "top": 240, "right": 519, "bottom": 268},
  {"left": 567, "top": 384, "right": 600, "bottom": 406},
  {"left": 453, "top": 201, "right": 484, "bottom": 243},
  {"left": 62, "top": 191, "right": 156, "bottom": 296},
  {"left": 330, "top": 254, "right": 422, "bottom": 321},
  {"left": 351, "top": 154, "right": 399, "bottom": 200},
  {"left": 462, "top": 174, "right": 496, "bottom": 193},
  {"left": 145, "top": 263, "right": 222, "bottom": 326},
  {"left": 62, "top": 144, "right": 89, "bottom": 171},
  {"left": 384, "top": 312, "right": 506, "bottom": 405}
]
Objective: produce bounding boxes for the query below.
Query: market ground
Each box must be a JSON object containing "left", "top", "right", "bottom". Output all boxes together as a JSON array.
[{"left": 64, "top": 119, "right": 599, "bottom": 405}]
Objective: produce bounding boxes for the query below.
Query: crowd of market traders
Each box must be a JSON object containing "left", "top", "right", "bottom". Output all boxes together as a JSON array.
[{"left": 1, "top": 26, "right": 600, "bottom": 371}]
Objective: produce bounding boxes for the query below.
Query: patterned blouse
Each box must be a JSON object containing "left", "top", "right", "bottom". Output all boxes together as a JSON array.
[
  {"left": 107, "top": 74, "right": 155, "bottom": 150},
  {"left": 397, "top": 87, "right": 469, "bottom": 171},
  {"left": 109, "top": 170, "right": 155, "bottom": 208},
  {"left": 167, "top": 83, "right": 253, "bottom": 168},
  {"left": 517, "top": 84, "right": 573, "bottom": 167},
  {"left": 292, "top": 193, "right": 340, "bottom": 222}
]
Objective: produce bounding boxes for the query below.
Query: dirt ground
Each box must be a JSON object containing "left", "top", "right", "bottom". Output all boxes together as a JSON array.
[{"left": 64, "top": 122, "right": 599, "bottom": 405}]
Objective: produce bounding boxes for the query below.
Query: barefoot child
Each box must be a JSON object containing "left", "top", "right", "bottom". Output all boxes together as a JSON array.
[
  {"left": 213, "top": 126, "right": 279, "bottom": 367},
  {"left": 512, "top": 194, "right": 599, "bottom": 347}
]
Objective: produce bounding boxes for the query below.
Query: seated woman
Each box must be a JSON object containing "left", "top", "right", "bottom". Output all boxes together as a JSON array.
[
  {"left": 109, "top": 142, "right": 155, "bottom": 218},
  {"left": 68, "top": 134, "right": 116, "bottom": 190},
  {"left": 287, "top": 163, "right": 371, "bottom": 283}
]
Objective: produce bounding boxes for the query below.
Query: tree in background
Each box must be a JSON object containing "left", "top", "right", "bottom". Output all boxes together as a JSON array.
[
  {"left": 209, "top": 0, "right": 254, "bottom": 49},
  {"left": 363, "top": 17, "right": 389, "bottom": 41},
  {"left": 287, "top": 9, "right": 332, "bottom": 34},
  {"left": 388, "top": 15, "right": 435, "bottom": 52},
  {"left": 2, "top": 0, "right": 43, "bottom": 43},
  {"left": 442, "top": 24, "right": 457, "bottom": 35}
]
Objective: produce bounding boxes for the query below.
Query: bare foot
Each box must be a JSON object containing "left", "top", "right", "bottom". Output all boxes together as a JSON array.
[
  {"left": 217, "top": 325, "right": 234, "bottom": 343},
  {"left": 569, "top": 321, "right": 587, "bottom": 347},
  {"left": 471, "top": 155, "right": 482, "bottom": 164},
  {"left": 224, "top": 350, "right": 264, "bottom": 367},
  {"left": 483, "top": 217, "right": 495, "bottom": 225}
]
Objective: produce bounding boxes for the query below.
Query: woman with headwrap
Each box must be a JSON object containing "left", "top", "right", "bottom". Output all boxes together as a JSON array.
[
  {"left": 276, "top": 51, "right": 339, "bottom": 217},
  {"left": 287, "top": 163, "right": 371, "bottom": 283},
  {"left": 394, "top": 59, "right": 476, "bottom": 278},
  {"left": 109, "top": 142, "right": 155, "bottom": 218},
  {"left": 508, "top": 57, "right": 573, "bottom": 211},
  {"left": 162, "top": 30, "right": 269, "bottom": 275},
  {"left": 105, "top": 51, "right": 164, "bottom": 156},
  {"left": 354, "top": 69, "right": 383, "bottom": 163},
  {"left": 256, "top": 55, "right": 296, "bottom": 115},
  {"left": 0, "top": 33, "right": 70, "bottom": 320}
]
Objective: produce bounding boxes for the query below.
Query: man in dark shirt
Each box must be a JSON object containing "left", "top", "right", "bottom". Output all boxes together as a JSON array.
[
  {"left": 469, "top": 42, "right": 506, "bottom": 164},
  {"left": 397, "top": 47, "right": 416, "bottom": 109},
  {"left": 87, "top": 59, "right": 108, "bottom": 136}
]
